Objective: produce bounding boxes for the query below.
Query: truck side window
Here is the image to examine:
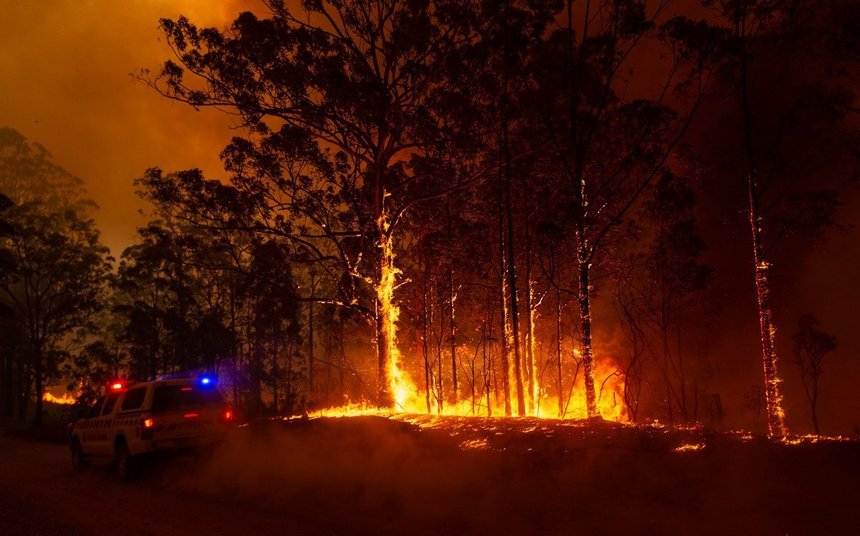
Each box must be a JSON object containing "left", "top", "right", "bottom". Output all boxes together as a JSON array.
[
  {"left": 121, "top": 387, "right": 147, "bottom": 411},
  {"left": 86, "top": 396, "right": 106, "bottom": 419},
  {"left": 152, "top": 386, "right": 180, "bottom": 414},
  {"left": 102, "top": 393, "right": 120, "bottom": 416}
]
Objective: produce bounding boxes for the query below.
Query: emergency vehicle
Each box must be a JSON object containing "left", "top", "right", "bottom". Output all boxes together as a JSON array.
[{"left": 69, "top": 374, "right": 234, "bottom": 480}]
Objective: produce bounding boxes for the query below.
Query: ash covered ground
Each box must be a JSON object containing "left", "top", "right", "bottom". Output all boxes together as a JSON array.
[{"left": 2, "top": 416, "right": 858, "bottom": 535}]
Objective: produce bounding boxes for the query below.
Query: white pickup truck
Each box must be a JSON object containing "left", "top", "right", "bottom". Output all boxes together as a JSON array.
[{"left": 69, "top": 375, "right": 234, "bottom": 480}]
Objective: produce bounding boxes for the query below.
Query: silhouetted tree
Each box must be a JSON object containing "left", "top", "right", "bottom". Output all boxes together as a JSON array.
[
  {"left": 0, "top": 191, "right": 17, "bottom": 418},
  {"left": 615, "top": 172, "right": 712, "bottom": 423},
  {"left": 0, "top": 129, "right": 111, "bottom": 425},
  {"left": 792, "top": 314, "right": 837, "bottom": 435},
  {"left": 114, "top": 204, "right": 302, "bottom": 417},
  {"left": 116, "top": 221, "right": 197, "bottom": 381}
]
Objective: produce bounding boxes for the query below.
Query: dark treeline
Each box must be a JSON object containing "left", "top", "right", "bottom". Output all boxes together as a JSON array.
[{"left": 0, "top": 0, "right": 856, "bottom": 437}]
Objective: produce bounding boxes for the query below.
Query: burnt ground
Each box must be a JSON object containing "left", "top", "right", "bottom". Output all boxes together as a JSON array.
[{"left": 1, "top": 415, "right": 858, "bottom": 535}]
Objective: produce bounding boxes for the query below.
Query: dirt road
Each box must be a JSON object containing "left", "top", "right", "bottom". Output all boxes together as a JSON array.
[
  {"left": 0, "top": 434, "right": 334, "bottom": 535},
  {"left": 1, "top": 417, "right": 858, "bottom": 535}
]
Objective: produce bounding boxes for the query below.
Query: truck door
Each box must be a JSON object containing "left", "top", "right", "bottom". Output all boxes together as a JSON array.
[
  {"left": 80, "top": 396, "right": 105, "bottom": 454},
  {"left": 116, "top": 386, "right": 148, "bottom": 453},
  {"left": 89, "top": 392, "right": 120, "bottom": 456}
]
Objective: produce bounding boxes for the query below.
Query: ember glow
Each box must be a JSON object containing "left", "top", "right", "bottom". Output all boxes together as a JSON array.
[
  {"left": 41, "top": 392, "right": 75, "bottom": 405},
  {"left": 673, "top": 442, "right": 705, "bottom": 453}
]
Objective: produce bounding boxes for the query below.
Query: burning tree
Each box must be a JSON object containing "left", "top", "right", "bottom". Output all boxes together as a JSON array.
[
  {"left": 700, "top": 0, "right": 857, "bottom": 438},
  {"left": 137, "top": 0, "right": 717, "bottom": 418},
  {"left": 527, "top": 1, "right": 718, "bottom": 418},
  {"left": 142, "top": 0, "right": 487, "bottom": 407},
  {"left": 118, "top": 0, "right": 855, "bottom": 426},
  {"left": 450, "top": 0, "right": 560, "bottom": 416}
]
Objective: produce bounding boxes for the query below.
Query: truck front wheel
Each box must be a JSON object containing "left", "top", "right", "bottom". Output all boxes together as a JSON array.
[
  {"left": 71, "top": 438, "right": 88, "bottom": 472},
  {"left": 115, "top": 439, "right": 133, "bottom": 481}
]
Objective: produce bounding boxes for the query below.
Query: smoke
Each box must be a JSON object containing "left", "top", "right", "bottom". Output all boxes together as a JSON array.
[
  {"left": 180, "top": 418, "right": 498, "bottom": 532},
  {"left": 140, "top": 417, "right": 860, "bottom": 533},
  {"left": 0, "top": 0, "right": 264, "bottom": 255}
]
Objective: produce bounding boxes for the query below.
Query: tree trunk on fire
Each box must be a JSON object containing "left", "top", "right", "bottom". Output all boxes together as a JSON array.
[
  {"left": 556, "top": 284, "right": 564, "bottom": 418},
  {"left": 565, "top": 0, "right": 598, "bottom": 420},
  {"left": 375, "top": 294, "right": 393, "bottom": 408},
  {"left": 576, "top": 238, "right": 599, "bottom": 419},
  {"left": 420, "top": 258, "right": 432, "bottom": 413},
  {"left": 738, "top": 10, "right": 786, "bottom": 439},
  {"left": 525, "top": 252, "right": 537, "bottom": 416},
  {"left": 446, "top": 202, "right": 458, "bottom": 406},
  {"left": 500, "top": 1, "right": 526, "bottom": 418},
  {"left": 747, "top": 174, "right": 784, "bottom": 438},
  {"left": 484, "top": 309, "right": 494, "bottom": 417},
  {"left": 449, "top": 266, "right": 457, "bottom": 407},
  {"left": 504, "top": 165, "right": 526, "bottom": 417},
  {"left": 375, "top": 220, "right": 399, "bottom": 409},
  {"left": 436, "top": 279, "right": 444, "bottom": 413},
  {"left": 497, "top": 163, "right": 512, "bottom": 417}
]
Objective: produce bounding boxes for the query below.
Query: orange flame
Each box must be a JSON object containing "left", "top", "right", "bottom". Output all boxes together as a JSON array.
[
  {"left": 318, "top": 345, "right": 627, "bottom": 422},
  {"left": 332, "top": 215, "right": 627, "bottom": 423},
  {"left": 377, "top": 216, "right": 413, "bottom": 410},
  {"left": 673, "top": 442, "right": 705, "bottom": 453},
  {"left": 43, "top": 391, "right": 76, "bottom": 405}
]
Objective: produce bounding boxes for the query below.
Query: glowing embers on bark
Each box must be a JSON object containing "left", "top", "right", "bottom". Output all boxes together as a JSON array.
[
  {"left": 761, "top": 319, "right": 786, "bottom": 437},
  {"left": 750, "top": 208, "right": 787, "bottom": 439}
]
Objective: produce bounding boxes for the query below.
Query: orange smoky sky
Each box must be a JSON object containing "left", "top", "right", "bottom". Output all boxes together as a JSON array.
[
  {"left": 0, "top": 0, "right": 684, "bottom": 257},
  {"left": 0, "top": 0, "right": 268, "bottom": 256}
]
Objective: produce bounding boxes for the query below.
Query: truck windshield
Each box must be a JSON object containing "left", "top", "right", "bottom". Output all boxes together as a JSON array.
[
  {"left": 85, "top": 396, "right": 106, "bottom": 419},
  {"left": 151, "top": 385, "right": 224, "bottom": 414}
]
